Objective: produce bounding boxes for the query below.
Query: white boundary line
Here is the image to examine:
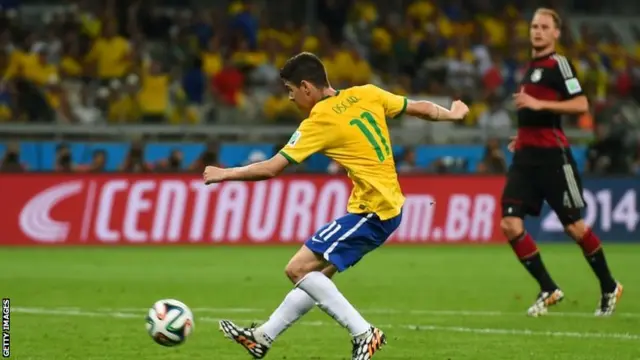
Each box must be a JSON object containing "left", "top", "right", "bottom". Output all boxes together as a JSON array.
[
  {"left": 11, "top": 307, "right": 640, "bottom": 341},
  {"left": 85, "top": 307, "right": 640, "bottom": 319}
]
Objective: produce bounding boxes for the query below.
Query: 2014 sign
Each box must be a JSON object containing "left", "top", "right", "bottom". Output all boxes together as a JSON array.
[{"left": 541, "top": 189, "right": 639, "bottom": 232}]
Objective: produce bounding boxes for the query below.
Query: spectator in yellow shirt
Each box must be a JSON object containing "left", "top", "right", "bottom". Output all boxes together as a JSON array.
[
  {"left": 29, "top": 49, "right": 63, "bottom": 112},
  {"left": 479, "top": 14, "right": 506, "bottom": 47},
  {"left": 371, "top": 26, "right": 392, "bottom": 54},
  {"left": 108, "top": 78, "right": 139, "bottom": 123},
  {"left": 320, "top": 46, "right": 342, "bottom": 87},
  {"left": 348, "top": 50, "right": 372, "bottom": 85},
  {"left": 3, "top": 33, "right": 39, "bottom": 83},
  {"left": 231, "top": 38, "right": 267, "bottom": 70},
  {"left": 263, "top": 85, "right": 300, "bottom": 123},
  {"left": 333, "top": 44, "right": 356, "bottom": 83},
  {"left": 78, "top": 4, "right": 102, "bottom": 39},
  {"left": 136, "top": 60, "right": 169, "bottom": 123},
  {"left": 465, "top": 99, "right": 489, "bottom": 127},
  {"left": 169, "top": 88, "right": 199, "bottom": 125},
  {"left": 352, "top": 0, "right": 378, "bottom": 24},
  {"left": 504, "top": 6, "right": 529, "bottom": 42},
  {"left": 3, "top": 42, "right": 61, "bottom": 122},
  {"left": 85, "top": 20, "right": 131, "bottom": 85},
  {"left": 428, "top": 8, "right": 454, "bottom": 39},
  {"left": 0, "top": 52, "right": 12, "bottom": 121},
  {"left": 583, "top": 54, "right": 609, "bottom": 102},
  {"left": 258, "top": 27, "right": 278, "bottom": 48},
  {"left": 274, "top": 21, "right": 298, "bottom": 51},
  {"left": 406, "top": 0, "right": 435, "bottom": 23},
  {"left": 202, "top": 36, "right": 223, "bottom": 77},
  {"left": 369, "top": 19, "right": 393, "bottom": 71},
  {"left": 299, "top": 25, "right": 321, "bottom": 53},
  {"left": 59, "top": 38, "right": 84, "bottom": 79}
]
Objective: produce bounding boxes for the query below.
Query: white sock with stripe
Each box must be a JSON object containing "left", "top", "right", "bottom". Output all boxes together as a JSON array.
[
  {"left": 255, "top": 288, "right": 315, "bottom": 345},
  {"left": 296, "top": 271, "right": 370, "bottom": 337}
]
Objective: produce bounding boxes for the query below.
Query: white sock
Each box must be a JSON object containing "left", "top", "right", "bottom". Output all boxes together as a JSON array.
[
  {"left": 255, "top": 288, "right": 315, "bottom": 345},
  {"left": 296, "top": 271, "right": 370, "bottom": 337}
]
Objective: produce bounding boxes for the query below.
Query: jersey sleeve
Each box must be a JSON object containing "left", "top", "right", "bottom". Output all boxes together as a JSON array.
[
  {"left": 279, "top": 118, "right": 329, "bottom": 164},
  {"left": 554, "top": 56, "right": 584, "bottom": 99},
  {"left": 366, "top": 84, "right": 408, "bottom": 119}
]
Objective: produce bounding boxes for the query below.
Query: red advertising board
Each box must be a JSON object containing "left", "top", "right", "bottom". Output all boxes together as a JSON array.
[{"left": 0, "top": 174, "right": 506, "bottom": 246}]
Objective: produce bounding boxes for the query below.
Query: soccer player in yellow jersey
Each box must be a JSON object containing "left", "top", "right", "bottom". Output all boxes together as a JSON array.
[{"left": 204, "top": 52, "right": 469, "bottom": 360}]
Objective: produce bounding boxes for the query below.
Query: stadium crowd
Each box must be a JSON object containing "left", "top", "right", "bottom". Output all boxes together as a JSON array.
[{"left": 0, "top": 0, "right": 640, "bottom": 174}]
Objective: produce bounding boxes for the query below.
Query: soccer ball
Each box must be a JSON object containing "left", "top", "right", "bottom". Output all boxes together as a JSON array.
[{"left": 145, "top": 299, "right": 194, "bottom": 346}]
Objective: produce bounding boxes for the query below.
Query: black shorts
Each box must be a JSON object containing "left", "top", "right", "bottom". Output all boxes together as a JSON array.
[{"left": 501, "top": 161, "right": 585, "bottom": 225}]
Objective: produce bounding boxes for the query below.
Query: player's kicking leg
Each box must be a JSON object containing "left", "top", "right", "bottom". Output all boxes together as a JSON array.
[
  {"left": 219, "top": 265, "right": 336, "bottom": 359},
  {"left": 220, "top": 250, "right": 386, "bottom": 360},
  {"left": 219, "top": 212, "right": 401, "bottom": 359},
  {"left": 502, "top": 166, "right": 564, "bottom": 317}
]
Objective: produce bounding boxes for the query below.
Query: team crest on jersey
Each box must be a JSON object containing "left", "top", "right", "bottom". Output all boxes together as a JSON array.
[
  {"left": 530, "top": 68, "right": 543, "bottom": 82},
  {"left": 287, "top": 130, "right": 301, "bottom": 146}
]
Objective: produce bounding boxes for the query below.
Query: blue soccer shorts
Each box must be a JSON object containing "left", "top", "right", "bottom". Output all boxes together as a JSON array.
[{"left": 304, "top": 210, "right": 403, "bottom": 272}]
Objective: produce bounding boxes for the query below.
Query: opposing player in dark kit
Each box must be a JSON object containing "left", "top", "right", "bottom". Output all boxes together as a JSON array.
[{"left": 504, "top": 8, "right": 623, "bottom": 317}]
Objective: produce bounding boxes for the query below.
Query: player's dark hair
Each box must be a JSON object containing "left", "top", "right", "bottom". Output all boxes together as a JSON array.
[
  {"left": 535, "top": 8, "right": 562, "bottom": 28},
  {"left": 280, "top": 52, "right": 329, "bottom": 88}
]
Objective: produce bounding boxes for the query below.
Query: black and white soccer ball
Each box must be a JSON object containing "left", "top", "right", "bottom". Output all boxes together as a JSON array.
[{"left": 145, "top": 299, "right": 194, "bottom": 346}]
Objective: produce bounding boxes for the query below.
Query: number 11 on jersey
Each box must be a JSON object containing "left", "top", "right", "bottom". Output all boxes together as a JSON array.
[{"left": 350, "top": 111, "right": 390, "bottom": 162}]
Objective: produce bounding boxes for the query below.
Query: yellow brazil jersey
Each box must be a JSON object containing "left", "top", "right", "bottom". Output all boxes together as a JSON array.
[
  {"left": 274, "top": 31, "right": 296, "bottom": 50},
  {"left": 109, "top": 94, "right": 138, "bottom": 122},
  {"left": 231, "top": 51, "right": 267, "bottom": 68},
  {"left": 79, "top": 13, "right": 102, "bottom": 38},
  {"left": 202, "top": 52, "right": 222, "bottom": 76},
  {"left": 515, "top": 20, "right": 529, "bottom": 40},
  {"left": 437, "top": 17, "right": 454, "bottom": 39},
  {"left": 60, "top": 56, "right": 83, "bottom": 77},
  {"left": 407, "top": 0, "right": 434, "bottom": 22},
  {"left": 2, "top": 50, "right": 25, "bottom": 81},
  {"left": 321, "top": 56, "right": 341, "bottom": 85},
  {"left": 3, "top": 51, "right": 45, "bottom": 82},
  {"left": 279, "top": 85, "right": 407, "bottom": 220},
  {"left": 371, "top": 27, "right": 391, "bottom": 53},
  {"left": 350, "top": 59, "right": 372, "bottom": 85},
  {"left": 333, "top": 50, "right": 355, "bottom": 83},
  {"left": 481, "top": 17, "right": 506, "bottom": 46},
  {"left": 85, "top": 36, "right": 130, "bottom": 79},
  {"left": 302, "top": 35, "right": 320, "bottom": 53},
  {"left": 0, "top": 104, "right": 11, "bottom": 122},
  {"left": 273, "top": 54, "right": 287, "bottom": 70},
  {"left": 137, "top": 71, "right": 169, "bottom": 114}
]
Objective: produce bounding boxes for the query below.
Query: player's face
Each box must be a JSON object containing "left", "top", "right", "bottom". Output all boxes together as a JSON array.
[
  {"left": 530, "top": 13, "right": 559, "bottom": 50},
  {"left": 284, "top": 81, "right": 315, "bottom": 113}
]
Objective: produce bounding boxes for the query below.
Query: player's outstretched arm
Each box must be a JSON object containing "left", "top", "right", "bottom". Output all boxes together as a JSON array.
[
  {"left": 203, "top": 153, "right": 289, "bottom": 184},
  {"left": 405, "top": 99, "right": 469, "bottom": 121}
]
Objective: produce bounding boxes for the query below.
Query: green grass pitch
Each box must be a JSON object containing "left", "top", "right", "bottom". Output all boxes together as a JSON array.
[{"left": 2, "top": 244, "right": 639, "bottom": 360}]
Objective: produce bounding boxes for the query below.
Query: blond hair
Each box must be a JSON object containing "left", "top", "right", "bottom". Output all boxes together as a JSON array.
[{"left": 534, "top": 8, "right": 562, "bottom": 28}]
